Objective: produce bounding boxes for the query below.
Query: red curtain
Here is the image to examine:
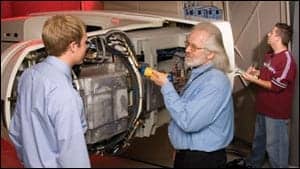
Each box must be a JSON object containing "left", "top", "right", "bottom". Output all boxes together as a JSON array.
[
  {"left": 1, "top": 1, "right": 13, "bottom": 18},
  {"left": 1, "top": 1, "right": 103, "bottom": 19}
]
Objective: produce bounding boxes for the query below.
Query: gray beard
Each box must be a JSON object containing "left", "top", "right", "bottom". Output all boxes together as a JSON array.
[{"left": 185, "top": 57, "right": 206, "bottom": 68}]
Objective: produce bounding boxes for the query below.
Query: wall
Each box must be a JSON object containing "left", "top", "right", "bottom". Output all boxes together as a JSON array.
[
  {"left": 290, "top": 1, "right": 299, "bottom": 166},
  {"left": 103, "top": 1, "right": 223, "bottom": 18}
]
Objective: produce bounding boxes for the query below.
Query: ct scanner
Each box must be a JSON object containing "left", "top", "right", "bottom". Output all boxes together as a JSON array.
[{"left": 1, "top": 10, "right": 241, "bottom": 154}]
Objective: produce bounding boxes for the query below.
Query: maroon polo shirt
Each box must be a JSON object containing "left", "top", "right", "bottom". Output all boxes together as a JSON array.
[{"left": 255, "top": 50, "right": 297, "bottom": 119}]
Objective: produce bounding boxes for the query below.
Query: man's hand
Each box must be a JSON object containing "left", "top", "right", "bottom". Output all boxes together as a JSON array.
[
  {"left": 242, "top": 66, "right": 259, "bottom": 83},
  {"left": 149, "top": 69, "right": 168, "bottom": 87},
  {"left": 246, "top": 66, "right": 260, "bottom": 76},
  {"left": 242, "top": 72, "right": 258, "bottom": 83},
  {"left": 242, "top": 71, "right": 272, "bottom": 90}
]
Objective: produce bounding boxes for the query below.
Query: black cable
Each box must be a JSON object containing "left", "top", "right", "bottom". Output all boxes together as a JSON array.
[{"left": 118, "top": 156, "right": 172, "bottom": 168}]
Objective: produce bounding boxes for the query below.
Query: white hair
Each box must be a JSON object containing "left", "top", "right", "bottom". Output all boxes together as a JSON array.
[{"left": 192, "top": 22, "right": 231, "bottom": 73}]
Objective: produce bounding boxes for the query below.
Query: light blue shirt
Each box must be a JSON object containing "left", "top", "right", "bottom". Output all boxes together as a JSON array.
[
  {"left": 161, "top": 63, "right": 234, "bottom": 152},
  {"left": 9, "top": 56, "right": 91, "bottom": 168}
]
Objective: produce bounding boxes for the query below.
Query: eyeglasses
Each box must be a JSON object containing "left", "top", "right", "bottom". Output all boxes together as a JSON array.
[{"left": 184, "top": 41, "right": 207, "bottom": 52}]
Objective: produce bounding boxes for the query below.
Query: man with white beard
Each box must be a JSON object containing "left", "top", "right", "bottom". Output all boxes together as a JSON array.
[{"left": 149, "top": 22, "right": 234, "bottom": 168}]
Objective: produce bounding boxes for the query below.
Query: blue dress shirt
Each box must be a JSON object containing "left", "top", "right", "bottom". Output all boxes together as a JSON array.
[
  {"left": 161, "top": 63, "right": 234, "bottom": 152},
  {"left": 9, "top": 56, "right": 91, "bottom": 168}
]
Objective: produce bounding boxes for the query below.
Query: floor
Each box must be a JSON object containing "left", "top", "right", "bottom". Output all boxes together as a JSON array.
[{"left": 0, "top": 123, "right": 271, "bottom": 168}]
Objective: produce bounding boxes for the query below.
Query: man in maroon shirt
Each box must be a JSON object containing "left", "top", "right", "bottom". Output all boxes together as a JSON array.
[{"left": 242, "top": 23, "right": 296, "bottom": 168}]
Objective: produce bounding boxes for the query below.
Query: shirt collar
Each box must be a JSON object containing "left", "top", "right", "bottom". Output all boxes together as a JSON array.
[
  {"left": 274, "top": 49, "right": 288, "bottom": 55},
  {"left": 44, "top": 56, "right": 72, "bottom": 81},
  {"left": 191, "top": 62, "right": 213, "bottom": 77}
]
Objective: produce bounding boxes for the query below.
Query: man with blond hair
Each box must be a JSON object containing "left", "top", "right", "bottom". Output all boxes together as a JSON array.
[{"left": 9, "top": 15, "right": 91, "bottom": 168}]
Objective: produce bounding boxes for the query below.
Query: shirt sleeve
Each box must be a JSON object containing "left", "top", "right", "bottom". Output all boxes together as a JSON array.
[
  {"left": 8, "top": 104, "right": 24, "bottom": 163},
  {"left": 8, "top": 70, "right": 30, "bottom": 163},
  {"left": 161, "top": 80, "right": 225, "bottom": 133},
  {"left": 270, "top": 53, "right": 293, "bottom": 92},
  {"left": 49, "top": 89, "right": 91, "bottom": 168}
]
